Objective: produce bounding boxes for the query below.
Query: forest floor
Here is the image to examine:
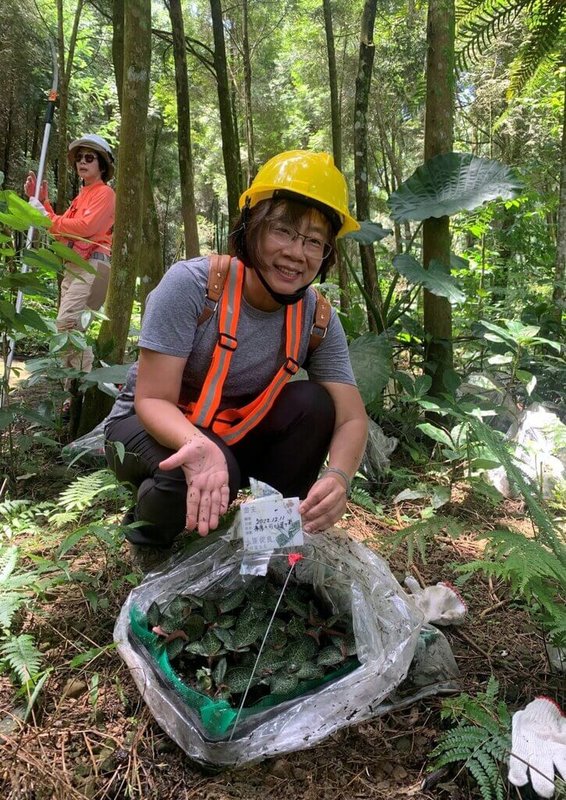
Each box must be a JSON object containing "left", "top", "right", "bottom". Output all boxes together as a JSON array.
[{"left": 0, "top": 413, "right": 563, "bottom": 800}]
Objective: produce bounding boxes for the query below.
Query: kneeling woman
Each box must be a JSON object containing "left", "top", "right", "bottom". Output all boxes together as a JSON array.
[{"left": 105, "top": 150, "right": 368, "bottom": 562}]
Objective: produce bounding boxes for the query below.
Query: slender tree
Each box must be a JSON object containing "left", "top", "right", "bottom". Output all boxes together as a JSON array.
[
  {"left": 354, "top": 0, "right": 382, "bottom": 331},
  {"left": 422, "top": 0, "right": 456, "bottom": 396},
  {"left": 55, "top": 0, "right": 84, "bottom": 213},
  {"left": 99, "top": 0, "right": 151, "bottom": 365},
  {"left": 113, "top": 0, "right": 162, "bottom": 312},
  {"left": 322, "top": 0, "right": 349, "bottom": 314},
  {"left": 553, "top": 81, "right": 565, "bottom": 335},
  {"left": 241, "top": 0, "right": 255, "bottom": 183},
  {"left": 167, "top": 0, "right": 200, "bottom": 258},
  {"left": 210, "top": 0, "right": 241, "bottom": 223}
]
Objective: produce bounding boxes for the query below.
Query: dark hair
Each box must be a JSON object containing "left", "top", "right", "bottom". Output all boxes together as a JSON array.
[
  {"left": 96, "top": 153, "right": 110, "bottom": 182},
  {"left": 229, "top": 197, "right": 337, "bottom": 281}
]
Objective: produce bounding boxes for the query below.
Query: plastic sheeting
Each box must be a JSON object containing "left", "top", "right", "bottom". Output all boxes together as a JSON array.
[
  {"left": 61, "top": 421, "right": 106, "bottom": 465},
  {"left": 362, "top": 419, "right": 398, "bottom": 479},
  {"left": 487, "top": 403, "right": 566, "bottom": 499},
  {"left": 114, "top": 529, "right": 459, "bottom": 767}
]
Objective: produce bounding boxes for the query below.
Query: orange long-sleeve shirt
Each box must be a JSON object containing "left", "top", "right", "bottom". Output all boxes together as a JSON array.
[{"left": 44, "top": 180, "right": 115, "bottom": 260}]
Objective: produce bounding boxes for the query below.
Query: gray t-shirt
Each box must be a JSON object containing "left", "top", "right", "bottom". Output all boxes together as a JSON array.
[{"left": 106, "top": 257, "right": 356, "bottom": 426}]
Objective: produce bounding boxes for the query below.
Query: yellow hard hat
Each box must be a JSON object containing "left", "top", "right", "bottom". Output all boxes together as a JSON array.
[{"left": 239, "top": 150, "right": 360, "bottom": 238}]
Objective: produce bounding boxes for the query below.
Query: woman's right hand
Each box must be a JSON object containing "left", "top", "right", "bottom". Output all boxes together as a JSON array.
[
  {"left": 158, "top": 433, "right": 230, "bottom": 536},
  {"left": 24, "top": 171, "right": 48, "bottom": 202}
]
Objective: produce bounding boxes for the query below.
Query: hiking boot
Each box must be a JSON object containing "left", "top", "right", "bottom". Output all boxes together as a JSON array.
[{"left": 128, "top": 542, "right": 173, "bottom": 573}]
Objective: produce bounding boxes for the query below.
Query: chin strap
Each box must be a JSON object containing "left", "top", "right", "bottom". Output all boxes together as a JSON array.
[{"left": 252, "top": 264, "right": 316, "bottom": 305}]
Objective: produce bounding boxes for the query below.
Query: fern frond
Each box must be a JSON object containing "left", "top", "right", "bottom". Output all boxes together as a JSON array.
[
  {"left": 467, "top": 417, "right": 565, "bottom": 561},
  {"left": 56, "top": 469, "right": 125, "bottom": 512},
  {"left": 387, "top": 516, "right": 466, "bottom": 565},
  {"left": 0, "top": 634, "right": 42, "bottom": 684},
  {"left": 456, "top": 0, "right": 534, "bottom": 70},
  {"left": 350, "top": 485, "right": 381, "bottom": 513},
  {"left": 0, "top": 593, "right": 24, "bottom": 629},
  {"left": 508, "top": 3, "right": 566, "bottom": 97},
  {"left": 49, "top": 510, "right": 80, "bottom": 528},
  {"left": 431, "top": 679, "right": 511, "bottom": 800},
  {"left": 0, "top": 545, "right": 18, "bottom": 583}
]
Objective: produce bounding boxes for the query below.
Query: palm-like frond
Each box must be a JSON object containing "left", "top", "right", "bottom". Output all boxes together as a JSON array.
[
  {"left": 456, "top": 0, "right": 535, "bottom": 70},
  {"left": 508, "top": 2, "right": 566, "bottom": 97}
]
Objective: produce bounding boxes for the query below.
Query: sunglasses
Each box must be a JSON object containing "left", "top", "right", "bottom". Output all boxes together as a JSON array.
[{"left": 74, "top": 153, "right": 97, "bottom": 164}]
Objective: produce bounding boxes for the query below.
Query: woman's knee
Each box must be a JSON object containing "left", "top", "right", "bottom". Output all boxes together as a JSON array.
[{"left": 275, "top": 381, "right": 336, "bottom": 432}]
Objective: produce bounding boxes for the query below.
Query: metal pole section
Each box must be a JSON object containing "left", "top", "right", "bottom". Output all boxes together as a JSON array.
[{"left": 2, "top": 43, "right": 58, "bottom": 405}]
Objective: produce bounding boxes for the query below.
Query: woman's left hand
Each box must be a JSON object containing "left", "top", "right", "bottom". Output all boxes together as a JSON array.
[
  {"left": 159, "top": 434, "right": 230, "bottom": 536},
  {"left": 299, "top": 474, "right": 348, "bottom": 533}
]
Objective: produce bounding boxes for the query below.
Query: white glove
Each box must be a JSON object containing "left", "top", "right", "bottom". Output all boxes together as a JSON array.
[
  {"left": 28, "top": 197, "right": 48, "bottom": 216},
  {"left": 404, "top": 576, "right": 467, "bottom": 626},
  {"left": 508, "top": 697, "right": 566, "bottom": 798}
]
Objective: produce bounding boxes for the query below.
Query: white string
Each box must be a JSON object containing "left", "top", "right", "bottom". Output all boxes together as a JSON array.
[{"left": 228, "top": 561, "right": 297, "bottom": 740}]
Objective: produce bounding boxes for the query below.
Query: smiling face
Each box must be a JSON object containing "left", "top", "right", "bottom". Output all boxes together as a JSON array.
[
  {"left": 74, "top": 147, "right": 103, "bottom": 185},
  {"left": 243, "top": 201, "right": 333, "bottom": 310}
]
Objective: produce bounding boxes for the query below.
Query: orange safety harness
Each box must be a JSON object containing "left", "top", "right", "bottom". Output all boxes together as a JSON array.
[{"left": 182, "top": 255, "right": 331, "bottom": 446}]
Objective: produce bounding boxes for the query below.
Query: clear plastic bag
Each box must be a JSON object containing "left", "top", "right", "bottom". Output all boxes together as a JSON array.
[
  {"left": 61, "top": 421, "right": 106, "bottom": 465},
  {"left": 361, "top": 419, "right": 398, "bottom": 479},
  {"left": 114, "top": 528, "right": 459, "bottom": 767},
  {"left": 487, "top": 403, "right": 566, "bottom": 499}
]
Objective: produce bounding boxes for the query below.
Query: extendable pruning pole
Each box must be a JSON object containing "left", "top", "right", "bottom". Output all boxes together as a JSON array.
[{"left": 2, "top": 42, "right": 59, "bottom": 407}]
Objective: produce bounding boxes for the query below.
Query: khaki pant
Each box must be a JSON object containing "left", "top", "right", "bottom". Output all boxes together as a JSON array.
[{"left": 57, "top": 257, "right": 110, "bottom": 378}]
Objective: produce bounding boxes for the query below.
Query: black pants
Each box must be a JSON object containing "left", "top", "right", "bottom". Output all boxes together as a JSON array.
[{"left": 105, "top": 381, "right": 335, "bottom": 547}]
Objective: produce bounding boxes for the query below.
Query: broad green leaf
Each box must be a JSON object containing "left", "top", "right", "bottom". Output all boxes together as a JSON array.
[
  {"left": 17, "top": 308, "right": 50, "bottom": 333},
  {"left": 417, "top": 422, "right": 453, "bottom": 447},
  {"left": 343, "top": 220, "right": 392, "bottom": 245},
  {"left": 69, "top": 645, "right": 113, "bottom": 668},
  {"left": 0, "top": 299, "right": 16, "bottom": 322},
  {"left": 51, "top": 242, "right": 96, "bottom": 272},
  {"left": 443, "top": 369, "right": 461, "bottom": 393},
  {"left": 393, "top": 254, "right": 466, "bottom": 303},
  {"left": 80, "top": 363, "right": 131, "bottom": 388},
  {"left": 58, "top": 527, "right": 91, "bottom": 557},
  {"left": 432, "top": 486, "right": 451, "bottom": 508},
  {"left": 22, "top": 248, "right": 62, "bottom": 271},
  {"left": 0, "top": 408, "right": 15, "bottom": 430},
  {"left": 348, "top": 332, "right": 392, "bottom": 405},
  {"left": 479, "top": 320, "right": 519, "bottom": 347},
  {"left": 388, "top": 153, "right": 522, "bottom": 222},
  {"left": 488, "top": 354, "right": 513, "bottom": 365},
  {"left": 414, "top": 375, "right": 433, "bottom": 396}
]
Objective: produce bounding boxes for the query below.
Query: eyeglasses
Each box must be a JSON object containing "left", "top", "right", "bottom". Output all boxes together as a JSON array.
[
  {"left": 267, "top": 222, "right": 332, "bottom": 260},
  {"left": 75, "top": 152, "right": 97, "bottom": 164}
]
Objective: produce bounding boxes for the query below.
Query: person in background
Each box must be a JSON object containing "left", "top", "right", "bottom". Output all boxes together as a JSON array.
[
  {"left": 25, "top": 134, "right": 115, "bottom": 413},
  {"left": 104, "top": 150, "right": 368, "bottom": 570}
]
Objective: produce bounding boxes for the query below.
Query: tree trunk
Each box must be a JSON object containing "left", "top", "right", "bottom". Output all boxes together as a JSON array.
[
  {"left": 113, "top": 0, "right": 163, "bottom": 308},
  {"left": 167, "top": 0, "right": 200, "bottom": 258},
  {"left": 210, "top": 0, "right": 241, "bottom": 224},
  {"left": 99, "top": 0, "right": 151, "bottom": 365},
  {"left": 322, "top": 0, "right": 349, "bottom": 314},
  {"left": 354, "top": 0, "right": 382, "bottom": 331},
  {"left": 551, "top": 75, "right": 566, "bottom": 336},
  {"left": 242, "top": 0, "right": 255, "bottom": 184},
  {"left": 422, "top": 0, "right": 455, "bottom": 396},
  {"left": 138, "top": 172, "right": 165, "bottom": 311},
  {"left": 55, "top": 0, "right": 84, "bottom": 213}
]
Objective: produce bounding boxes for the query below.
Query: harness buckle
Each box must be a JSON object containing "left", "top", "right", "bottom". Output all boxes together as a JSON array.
[
  {"left": 310, "top": 323, "right": 328, "bottom": 340},
  {"left": 284, "top": 357, "right": 300, "bottom": 375},
  {"left": 218, "top": 332, "right": 238, "bottom": 351}
]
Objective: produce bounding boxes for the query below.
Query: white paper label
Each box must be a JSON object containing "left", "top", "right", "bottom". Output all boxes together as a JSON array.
[{"left": 240, "top": 496, "right": 303, "bottom": 552}]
